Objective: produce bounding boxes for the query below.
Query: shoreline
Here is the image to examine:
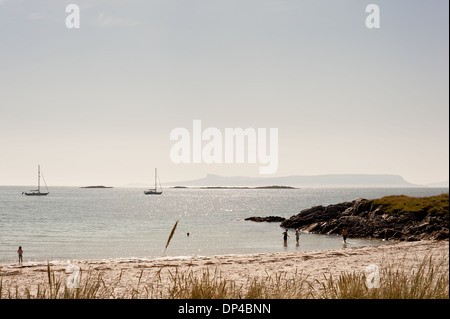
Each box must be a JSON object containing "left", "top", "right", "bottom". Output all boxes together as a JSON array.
[
  {"left": 1, "top": 240, "right": 448, "bottom": 298},
  {"left": 0, "top": 232, "right": 388, "bottom": 268}
]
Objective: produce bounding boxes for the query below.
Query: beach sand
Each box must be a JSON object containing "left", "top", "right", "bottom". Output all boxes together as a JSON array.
[{"left": 1, "top": 240, "right": 448, "bottom": 298}]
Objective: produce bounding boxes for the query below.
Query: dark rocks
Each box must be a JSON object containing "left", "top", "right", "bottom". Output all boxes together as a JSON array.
[
  {"left": 245, "top": 216, "right": 286, "bottom": 223},
  {"left": 434, "top": 229, "right": 449, "bottom": 240},
  {"left": 281, "top": 201, "right": 355, "bottom": 229}
]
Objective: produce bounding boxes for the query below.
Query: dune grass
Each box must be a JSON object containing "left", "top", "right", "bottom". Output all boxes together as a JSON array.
[
  {"left": 164, "top": 220, "right": 179, "bottom": 252},
  {"left": 1, "top": 252, "right": 448, "bottom": 299},
  {"left": 315, "top": 254, "right": 449, "bottom": 299}
]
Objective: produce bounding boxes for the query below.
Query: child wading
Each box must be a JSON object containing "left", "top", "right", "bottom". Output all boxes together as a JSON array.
[
  {"left": 17, "top": 246, "right": 23, "bottom": 265},
  {"left": 282, "top": 229, "right": 289, "bottom": 243},
  {"left": 342, "top": 228, "right": 349, "bottom": 243},
  {"left": 295, "top": 229, "right": 301, "bottom": 243}
]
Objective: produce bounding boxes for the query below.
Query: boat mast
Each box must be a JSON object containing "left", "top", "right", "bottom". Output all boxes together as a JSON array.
[
  {"left": 155, "top": 168, "right": 157, "bottom": 191},
  {"left": 38, "top": 165, "right": 41, "bottom": 192}
]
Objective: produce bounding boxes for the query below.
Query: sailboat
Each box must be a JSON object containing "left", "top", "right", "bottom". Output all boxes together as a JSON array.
[
  {"left": 23, "top": 165, "right": 49, "bottom": 196},
  {"left": 144, "top": 168, "right": 163, "bottom": 195}
]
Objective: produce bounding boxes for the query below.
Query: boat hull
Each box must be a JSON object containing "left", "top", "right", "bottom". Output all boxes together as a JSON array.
[
  {"left": 23, "top": 192, "right": 49, "bottom": 196},
  {"left": 144, "top": 190, "right": 162, "bottom": 195}
]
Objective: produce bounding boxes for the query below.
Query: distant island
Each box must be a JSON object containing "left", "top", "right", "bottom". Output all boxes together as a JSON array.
[
  {"left": 171, "top": 185, "right": 297, "bottom": 189},
  {"left": 81, "top": 186, "right": 113, "bottom": 189},
  {"left": 166, "top": 173, "right": 425, "bottom": 188}
]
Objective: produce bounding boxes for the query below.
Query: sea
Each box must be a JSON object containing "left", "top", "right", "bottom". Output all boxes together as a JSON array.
[{"left": 0, "top": 186, "right": 448, "bottom": 265}]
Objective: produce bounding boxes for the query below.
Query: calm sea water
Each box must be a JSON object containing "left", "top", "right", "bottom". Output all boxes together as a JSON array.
[{"left": 0, "top": 186, "right": 448, "bottom": 265}]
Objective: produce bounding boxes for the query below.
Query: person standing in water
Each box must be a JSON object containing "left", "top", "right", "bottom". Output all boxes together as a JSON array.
[
  {"left": 342, "top": 228, "right": 349, "bottom": 243},
  {"left": 17, "top": 246, "right": 23, "bottom": 265},
  {"left": 295, "top": 229, "right": 301, "bottom": 243},
  {"left": 282, "top": 229, "right": 290, "bottom": 243}
]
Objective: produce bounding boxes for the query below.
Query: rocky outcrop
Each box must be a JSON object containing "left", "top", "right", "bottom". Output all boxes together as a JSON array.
[
  {"left": 245, "top": 216, "right": 286, "bottom": 223},
  {"left": 280, "top": 198, "right": 449, "bottom": 241}
]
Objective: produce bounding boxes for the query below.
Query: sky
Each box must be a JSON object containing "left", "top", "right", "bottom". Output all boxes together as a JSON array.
[{"left": 0, "top": 0, "right": 448, "bottom": 187}]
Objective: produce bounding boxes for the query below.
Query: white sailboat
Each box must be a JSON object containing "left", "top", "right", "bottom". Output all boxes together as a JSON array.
[
  {"left": 144, "top": 168, "right": 162, "bottom": 195},
  {"left": 23, "top": 165, "right": 49, "bottom": 196}
]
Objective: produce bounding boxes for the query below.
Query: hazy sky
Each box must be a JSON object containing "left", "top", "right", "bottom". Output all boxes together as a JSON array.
[{"left": 0, "top": 0, "right": 448, "bottom": 186}]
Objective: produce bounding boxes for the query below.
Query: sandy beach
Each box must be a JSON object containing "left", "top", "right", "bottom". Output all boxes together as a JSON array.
[{"left": 1, "top": 240, "right": 448, "bottom": 298}]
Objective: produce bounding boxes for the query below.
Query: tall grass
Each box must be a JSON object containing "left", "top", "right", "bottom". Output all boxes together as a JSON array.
[
  {"left": 313, "top": 253, "right": 449, "bottom": 299},
  {"left": 163, "top": 220, "right": 179, "bottom": 256},
  {"left": 164, "top": 268, "right": 311, "bottom": 299},
  {"left": 1, "top": 253, "right": 448, "bottom": 299}
]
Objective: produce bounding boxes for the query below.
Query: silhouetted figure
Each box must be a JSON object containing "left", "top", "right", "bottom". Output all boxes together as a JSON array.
[
  {"left": 342, "top": 228, "right": 349, "bottom": 243},
  {"left": 282, "top": 230, "right": 289, "bottom": 243},
  {"left": 295, "top": 229, "right": 301, "bottom": 243},
  {"left": 17, "top": 246, "right": 23, "bottom": 265}
]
